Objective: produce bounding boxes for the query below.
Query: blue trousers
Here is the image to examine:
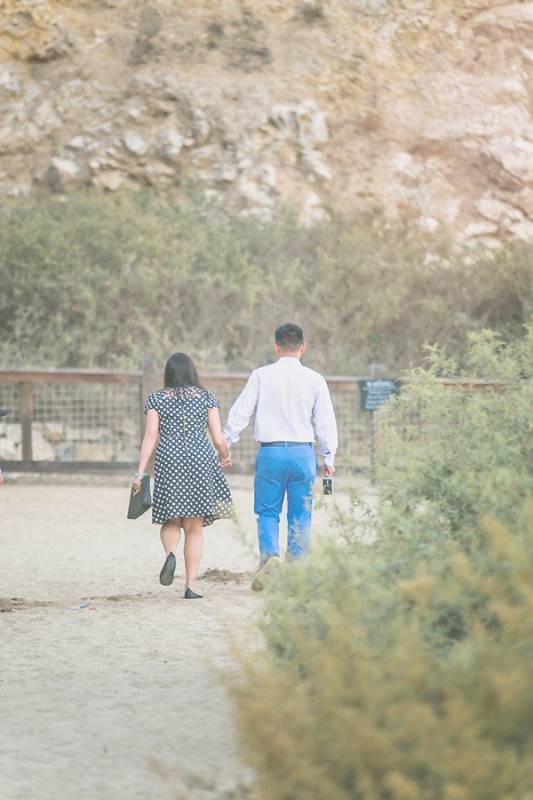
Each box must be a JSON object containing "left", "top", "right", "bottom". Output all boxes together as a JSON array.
[{"left": 254, "top": 444, "right": 317, "bottom": 563}]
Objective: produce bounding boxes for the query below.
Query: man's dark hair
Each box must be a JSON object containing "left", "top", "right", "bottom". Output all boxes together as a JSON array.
[{"left": 275, "top": 323, "right": 304, "bottom": 351}]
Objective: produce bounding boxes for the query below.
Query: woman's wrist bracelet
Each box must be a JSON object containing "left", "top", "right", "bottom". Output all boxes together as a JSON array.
[{"left": 133, "top": 472, "right": 148, "bottom": 477}]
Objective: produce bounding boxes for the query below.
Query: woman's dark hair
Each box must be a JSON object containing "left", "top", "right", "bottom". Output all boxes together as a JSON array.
[{"left": 164, "top": 353, "right": 202, "bottom": 389}]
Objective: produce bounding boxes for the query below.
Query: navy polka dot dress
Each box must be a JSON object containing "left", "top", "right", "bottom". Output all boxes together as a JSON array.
[{"left": 144, "top": 386, "right": 234, "bottom": 527}]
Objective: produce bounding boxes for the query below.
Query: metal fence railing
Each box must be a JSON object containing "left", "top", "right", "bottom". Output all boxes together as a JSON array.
[{"left": 0, "top": 365, "right": 505, "bottom": 474}]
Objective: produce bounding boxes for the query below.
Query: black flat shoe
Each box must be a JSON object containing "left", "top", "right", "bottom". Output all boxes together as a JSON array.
[
  {"left": 184, "top": 588, "right": 203, "bottom": 599},
  {"left": 159, "top": 554, "right": 176, "bottom": 586}
]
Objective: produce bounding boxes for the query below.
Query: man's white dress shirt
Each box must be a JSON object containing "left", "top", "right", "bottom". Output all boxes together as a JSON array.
[{"left": 223, "top": 357, "right": 338, "bottom": 467}]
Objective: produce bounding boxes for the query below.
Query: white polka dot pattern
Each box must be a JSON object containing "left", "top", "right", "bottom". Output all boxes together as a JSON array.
[{"left": 144, "top": 386, "right": 234, "bottom": 527}]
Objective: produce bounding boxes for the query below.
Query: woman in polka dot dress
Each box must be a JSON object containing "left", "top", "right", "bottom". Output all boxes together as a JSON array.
[{"left": 133, "top": 353, "right": 233, "bottom": 599}]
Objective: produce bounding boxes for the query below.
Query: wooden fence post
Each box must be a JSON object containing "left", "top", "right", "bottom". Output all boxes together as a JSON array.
[{"left": 20, "top": 381, "right": 33, "bottom": 462}]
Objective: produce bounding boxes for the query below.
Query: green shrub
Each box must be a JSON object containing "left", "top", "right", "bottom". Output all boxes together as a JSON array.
[
  {"left": 233, "top": 513, "right": 533, "bottom": 800},
  {"left": 0, "top": 189, "right": 531, "bottom": 372},
  {"left": 231, "top": 330, "right": 533, "bottom": 799},
  {"left": 375, "top": 328, "right": 533, "bottom": 549}
]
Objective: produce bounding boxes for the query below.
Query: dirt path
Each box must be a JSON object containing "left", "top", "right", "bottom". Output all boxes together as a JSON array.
[
  {"left": 0, "top": 477, "right": 358, "bottom": 800},
  {"left": 0, "top": 480, "right": 265, "bottom": 800}
]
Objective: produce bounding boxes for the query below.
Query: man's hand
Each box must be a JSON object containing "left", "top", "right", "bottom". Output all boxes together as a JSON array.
[
  {"left": 219, "top": 452, "right": 232, "bottom": 469},
  {"left": 324, "top": 464, "right": 335, "bottom": 477},
  {"left": 0, "top": 472, "right": 4, "bottom": 486}
]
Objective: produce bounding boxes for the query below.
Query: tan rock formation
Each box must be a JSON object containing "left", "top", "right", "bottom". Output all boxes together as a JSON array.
[{"left": 1, "top": 0, "right": 533, "bottom": 241}]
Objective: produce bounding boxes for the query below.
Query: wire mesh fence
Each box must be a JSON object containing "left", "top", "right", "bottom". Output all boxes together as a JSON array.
[
  {"left": 30, "top": 382, "right": 142, "bottom": 463},
  {"left": 1, "top": 368, "right": 504, "bottom": 474},
  {"left": 0, "top": 368, "right": 373, "bottom": 472},
  {"left": 0, "top": 370, "right": 142, "bottom": 468}
]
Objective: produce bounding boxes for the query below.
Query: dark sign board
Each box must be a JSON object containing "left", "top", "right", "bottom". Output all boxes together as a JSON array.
[{"left": 359, "top": 379, "right": 400, "bottom": 412}]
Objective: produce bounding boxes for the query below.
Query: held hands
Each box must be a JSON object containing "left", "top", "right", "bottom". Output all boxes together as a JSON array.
[
  {"left": 219, "top": 450, "right": 232, "bottom": 469},
  {"left": 217, "top": 439, "right": 232, "bottom": 468},
  {"left": 324, "top": 464, "right": 335, "bottom": 477}
]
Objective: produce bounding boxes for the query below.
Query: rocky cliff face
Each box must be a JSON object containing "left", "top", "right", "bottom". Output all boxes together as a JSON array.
[{"left": 2, "top": 0, "right": 533, "bottom": 244}]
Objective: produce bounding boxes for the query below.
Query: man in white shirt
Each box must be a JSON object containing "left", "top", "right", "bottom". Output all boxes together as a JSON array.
[{"left": 223, "top": 323, "right": 338, "bottom": 581}]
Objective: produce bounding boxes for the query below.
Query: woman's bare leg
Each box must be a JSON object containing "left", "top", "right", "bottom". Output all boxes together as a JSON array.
[
  {"left": 183, "top": 517, "right": 204, "bottom": 591},
  {"left": 160, "top": 518, "right": 182, "bottom": 555}
]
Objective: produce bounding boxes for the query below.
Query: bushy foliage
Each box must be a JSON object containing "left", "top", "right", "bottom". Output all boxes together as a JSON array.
[
  {"left": 231, "top": 331, "right": 533, "bottom": 799},
  {"left": 0, "top": 189, "right": 531, "bottom": 372},
  {"left": 375, "top": 328, "right": 533, "bottom": 548},
  {"left": 234, "top": 514, "right": 533, "bottom": 800}
]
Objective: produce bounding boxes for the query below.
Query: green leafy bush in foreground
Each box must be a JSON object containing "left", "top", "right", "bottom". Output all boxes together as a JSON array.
[
  {"left": 234, "top": 514, "right": 533, "bottom": 800},
  {"left": 1, "top": 189, "right": 532, "bottom": 372},
  {"left": 231, "top": 330, "right": 533, "bottom": 800}
]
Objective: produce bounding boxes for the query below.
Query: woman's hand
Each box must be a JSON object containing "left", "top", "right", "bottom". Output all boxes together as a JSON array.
[
  {"left": 132, "top": 473, "right": 145, "bottom": 492},
  {"left": 324, "top": 464, "right": 335, "bottom": 477},
  {"left": 208, "top": 409, "right": 233, "bottom": 468}
]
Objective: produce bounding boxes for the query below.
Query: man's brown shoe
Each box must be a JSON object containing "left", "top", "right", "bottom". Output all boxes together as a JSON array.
[{"left": 251, "top": 555, "right": 282, "bottom": 591}]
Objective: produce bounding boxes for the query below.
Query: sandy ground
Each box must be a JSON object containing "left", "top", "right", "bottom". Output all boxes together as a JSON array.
[{"left": 0, "top": 475, "right": 359, "bottom": 800}]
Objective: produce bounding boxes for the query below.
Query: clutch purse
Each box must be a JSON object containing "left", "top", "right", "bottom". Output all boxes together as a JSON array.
[{"left": 127, "top": 474, "right": 152, "bottom": 519}]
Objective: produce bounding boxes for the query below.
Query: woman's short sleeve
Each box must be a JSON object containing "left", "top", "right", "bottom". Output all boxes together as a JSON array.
[
  {"left": 144, "top": 393, "right": 159, "bottom": 414},
  {"left": 204, "top": 390, "right": 220, "bottom": 409}
]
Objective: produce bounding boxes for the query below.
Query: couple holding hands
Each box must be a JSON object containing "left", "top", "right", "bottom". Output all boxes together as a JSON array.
[{"left": 134, "top": 323, "right": 338, "bottom": 598}]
